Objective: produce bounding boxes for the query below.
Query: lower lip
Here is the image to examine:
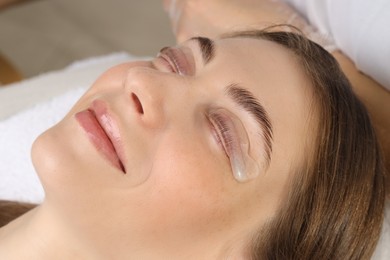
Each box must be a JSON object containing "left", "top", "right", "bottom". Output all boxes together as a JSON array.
[{"left": 75, "top": 109, "right": 124, "bottom": 172}]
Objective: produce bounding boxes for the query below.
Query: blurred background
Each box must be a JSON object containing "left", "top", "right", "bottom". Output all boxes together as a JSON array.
[{"left": 0, "top": 0, "right": 175, "bottom": 83}]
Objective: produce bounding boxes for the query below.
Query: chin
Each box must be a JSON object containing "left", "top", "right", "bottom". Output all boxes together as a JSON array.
[
  {"left": 31, "top": 117, "right": 129, "bottom": 208},
  {"left": 31, "top": 121, "right": 78, "bottom": 197},
  {"left": 30, "top": 120, "right": 131, "bottom": 229},
  {"left": 32, "top": 116, "right": 92, "bottom": 196}
]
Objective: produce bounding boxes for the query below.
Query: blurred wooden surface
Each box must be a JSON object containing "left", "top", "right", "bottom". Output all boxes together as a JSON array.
[
  {"left": 0, "top": 0, "right": 19, "bottom": 9},
  {"left": 0, "top": 52, "right": 22, "bottom": 86}
]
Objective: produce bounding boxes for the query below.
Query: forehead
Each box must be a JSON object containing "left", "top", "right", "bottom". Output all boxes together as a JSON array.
[
  {"left": 212, "top": 36, "right": 312, "bottom": 114},
  {"left": 187, "top": 36, "right": 312, "bottom": 102},
  {"left": 212, "top": 37, "right": 315, "bottom": 168},
  {"left": 215, "top": 37, "right": 302, "bottom": 79}
]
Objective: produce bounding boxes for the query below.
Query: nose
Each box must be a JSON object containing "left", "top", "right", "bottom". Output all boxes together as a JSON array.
[{"left": 123, "top": 67, "right": 174, "bottom": 129}]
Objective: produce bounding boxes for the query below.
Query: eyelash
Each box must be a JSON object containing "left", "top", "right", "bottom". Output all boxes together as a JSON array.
[
  {"left": 160, "top": 56, "right": 178, "bottom": 73},
  {"left": 158, "top": 47, "right": 183, "bottom": 75},
  {"left": 208, "top": 111, "right": 236, "bottom": 159},
  {"left": 209, "top": 109, "right": 262, "bottom": 183}
]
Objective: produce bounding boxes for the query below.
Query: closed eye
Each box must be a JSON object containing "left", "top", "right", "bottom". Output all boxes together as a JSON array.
[
  {"left": 157, "top": 48, "right": 179, "bottom": 74},
  {"left": 157, "top": 47, "right": 191, "bottom": 75},
  {"left": 207, "top": 110, "right": 236, "bottom": 159},
  {"left": 207, "top": 107, "right": 261, "bottom": 182}
]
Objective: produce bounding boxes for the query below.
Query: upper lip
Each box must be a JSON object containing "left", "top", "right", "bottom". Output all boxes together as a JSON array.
[{"left": 90, "top": 100, "right": 126, "bottom": 173}]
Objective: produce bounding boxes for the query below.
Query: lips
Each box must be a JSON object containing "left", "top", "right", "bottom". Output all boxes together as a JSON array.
[{"left": 75, "top": 100, "right": 126, "bottom": 173}]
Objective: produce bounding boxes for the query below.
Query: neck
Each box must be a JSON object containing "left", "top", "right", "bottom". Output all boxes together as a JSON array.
[
  {"left": 0, "top": 201, "right": 241, "bottom": 259},
  {"left": 0, "top": 203, "right": 99, "bottom": 260}
]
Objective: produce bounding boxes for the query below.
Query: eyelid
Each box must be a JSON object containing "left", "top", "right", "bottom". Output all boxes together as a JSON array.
[
  {"left": 157, "top": 48, "right": 179, "bottom": 74},
  {"left": 157, "top": 46, "right": 195, "bottom": 76},
  {"left": 208, "top": 108, "right": 261, "bottom": 182}
]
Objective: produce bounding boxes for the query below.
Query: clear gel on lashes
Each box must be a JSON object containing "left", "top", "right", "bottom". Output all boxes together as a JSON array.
[{"left": 210, "top": 108, "right": 261, "bottom": 182}]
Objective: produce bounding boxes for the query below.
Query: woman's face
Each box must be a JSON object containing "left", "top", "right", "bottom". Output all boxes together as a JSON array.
[{"left": 32, "top": 37, "right": 314, "bottom": 257}]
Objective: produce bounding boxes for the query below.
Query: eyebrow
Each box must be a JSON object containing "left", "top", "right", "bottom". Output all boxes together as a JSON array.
[
  {"left": 226, "top": 83, "right": 274, "bottom": 165},
  {"left": 190, "top": 36, "right": 215, "bottom": 65}
]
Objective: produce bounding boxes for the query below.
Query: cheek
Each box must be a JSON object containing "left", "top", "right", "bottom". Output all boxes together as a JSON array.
[{"left": 141, "top": 133, "right": 235, "bottom": 230}]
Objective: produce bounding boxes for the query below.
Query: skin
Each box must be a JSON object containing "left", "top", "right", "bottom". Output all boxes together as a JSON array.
[{"left": 0, "top": 37, "right": 315, "bottom": 259}]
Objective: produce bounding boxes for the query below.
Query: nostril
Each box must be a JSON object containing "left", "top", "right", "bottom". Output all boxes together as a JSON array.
[{"left": 131, "top": 93, "right": 144, "bottom": 114}]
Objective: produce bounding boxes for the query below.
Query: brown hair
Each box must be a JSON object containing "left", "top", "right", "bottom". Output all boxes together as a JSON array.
[
  {"left": 0, "top": 200, "right": 36, "bottom": 227},
  {"left": 225, "top": 28, "right": 386, "bottom": 259}
]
